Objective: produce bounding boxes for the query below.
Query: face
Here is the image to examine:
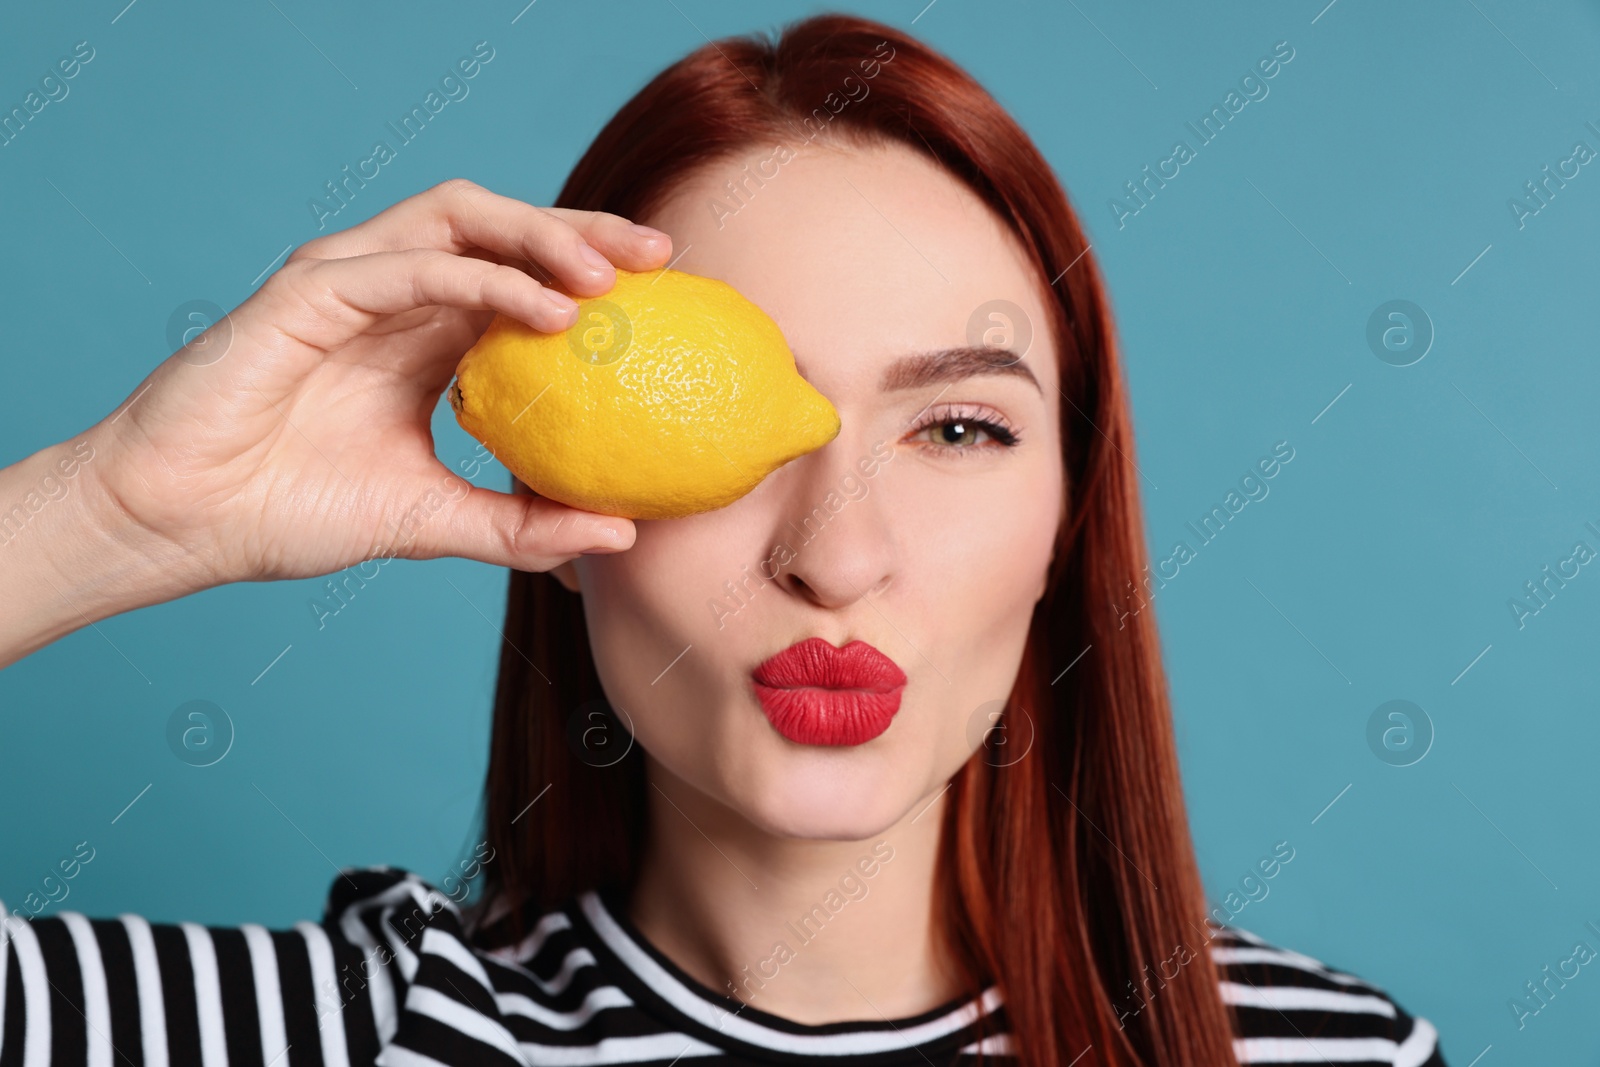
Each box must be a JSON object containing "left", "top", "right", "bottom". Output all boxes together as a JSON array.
[{"left": 553, "top": 137, "right": 1064, "bottom": 840}]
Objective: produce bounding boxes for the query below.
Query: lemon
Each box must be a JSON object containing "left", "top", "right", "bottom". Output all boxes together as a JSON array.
[{"left": 447, "top": 267, "right": 840, "bottom": 520}]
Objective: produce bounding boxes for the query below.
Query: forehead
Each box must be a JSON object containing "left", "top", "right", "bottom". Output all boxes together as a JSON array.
[{"left": 640, "top": 137, "right": 1058, "bottom": 392}]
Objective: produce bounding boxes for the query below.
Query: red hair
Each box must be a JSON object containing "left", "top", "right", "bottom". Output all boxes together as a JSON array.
[{"left": 470, "top": 13, "right": 1240, "bottom": 1067}]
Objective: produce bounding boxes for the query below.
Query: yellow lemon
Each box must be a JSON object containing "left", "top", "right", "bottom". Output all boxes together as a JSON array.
[{"left": 447, "top": 268, "right": 840, "bottom": 520}]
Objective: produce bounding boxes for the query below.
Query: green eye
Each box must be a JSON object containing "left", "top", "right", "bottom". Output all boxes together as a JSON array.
[
  {"left": 908, "top": 406, "right": 1021, "bottom": 453},
  {"left": 934, "top": 421, "right": 983, "bottom": 446}
]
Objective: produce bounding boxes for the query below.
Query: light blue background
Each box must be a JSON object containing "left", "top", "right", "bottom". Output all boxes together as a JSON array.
[{"left": 3, "top": 1, "right": 1597, "bottom": 1062}]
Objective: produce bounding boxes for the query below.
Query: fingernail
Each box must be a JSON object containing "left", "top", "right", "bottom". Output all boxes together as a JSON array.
[
  {"left": 579, "top": 244, "right": 613, "bottom": 272},
  {"left": 629, "top": 224, "right": 668, "bottom": 241},
  {"left": 545, "top": 289, "right": 578, "bottom": 313}
]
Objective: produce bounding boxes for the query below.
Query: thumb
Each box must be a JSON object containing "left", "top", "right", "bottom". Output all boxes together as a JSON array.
[{"left": 402, "top": 479, "right": 635, "bottom": 569}]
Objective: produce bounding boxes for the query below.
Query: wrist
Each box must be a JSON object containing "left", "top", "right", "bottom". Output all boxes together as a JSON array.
[{"left": 0, "top": 433, "right": 209, "bottom": 667}]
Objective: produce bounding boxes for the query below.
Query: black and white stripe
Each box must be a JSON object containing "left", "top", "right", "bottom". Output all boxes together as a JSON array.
[
  {"left": 1209, "top": 925, "right": 1441, "bottom": 1066},
  {"left": 0, "top": 867, "right": 1446, "bottom": 1066}
]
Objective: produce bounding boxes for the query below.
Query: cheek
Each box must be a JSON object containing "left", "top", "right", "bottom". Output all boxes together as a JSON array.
[
  {"left": 579, "top": 518, "right": 740, "bottom": 646},
  {"left": 582, "top": 508, "right": 780, "bottom": 627},
  {"left": 573, "top": 511, "right": 771, "bottom": 707},
  {"left": 886, "top": 453, "right": 1061, "bottom": 762},
  {"left": 898, "top": 460, "right": 1060, "bottom": 623}
]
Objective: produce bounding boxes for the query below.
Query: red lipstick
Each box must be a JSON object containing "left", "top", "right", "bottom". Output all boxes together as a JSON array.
[{"left": 750, "top": 637, "right": 907, "bottom": 746}]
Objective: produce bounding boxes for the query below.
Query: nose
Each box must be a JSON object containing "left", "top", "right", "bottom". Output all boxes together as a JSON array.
[{"left": 766, "top": 437, "right": 897, "bottom": 612}]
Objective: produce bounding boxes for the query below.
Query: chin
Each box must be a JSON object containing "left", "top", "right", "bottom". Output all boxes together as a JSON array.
[{"left": 724, "top": 735, "right": 939, "bottom": 841}]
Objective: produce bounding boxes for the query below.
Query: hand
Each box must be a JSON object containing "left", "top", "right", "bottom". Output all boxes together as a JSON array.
[{"left": 83, "top": 178, "right": 671, "bottom": 592}]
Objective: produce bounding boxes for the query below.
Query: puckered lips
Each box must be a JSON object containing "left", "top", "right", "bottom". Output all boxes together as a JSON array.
[{"left": 750, "top": 636, "right": 907, "bottom": 746}]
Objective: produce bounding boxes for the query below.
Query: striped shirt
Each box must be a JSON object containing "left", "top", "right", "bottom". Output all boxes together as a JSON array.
[{"left": 0, "top": 867, "right": 1445, "bottom": 1066}]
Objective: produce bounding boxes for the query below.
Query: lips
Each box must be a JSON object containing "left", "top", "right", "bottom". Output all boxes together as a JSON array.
[{"left": 750, "top": 636, "right": 908, "bottom": 746}]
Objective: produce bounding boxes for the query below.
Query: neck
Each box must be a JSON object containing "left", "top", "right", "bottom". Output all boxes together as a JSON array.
[{"left": 627, "top": 757, "right": 965, "bottom": 1024}]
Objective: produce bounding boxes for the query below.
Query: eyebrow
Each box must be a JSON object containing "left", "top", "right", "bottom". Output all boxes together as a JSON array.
[{"left": 877, "top": 345, "right": 1042, "bottom": 395}]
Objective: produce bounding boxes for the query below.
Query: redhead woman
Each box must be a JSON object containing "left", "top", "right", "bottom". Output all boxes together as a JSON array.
[{"left": 0, "top": 13, "right": 1444, "bottom": 1067}]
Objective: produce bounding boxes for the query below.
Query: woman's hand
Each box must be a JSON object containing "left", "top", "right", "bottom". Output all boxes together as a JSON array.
[
  {"left": 97, "top": 178, "right": 671, "bottom": 587},
  {"left": 0, "top": 179, "right": 671, "bottom": 667}
]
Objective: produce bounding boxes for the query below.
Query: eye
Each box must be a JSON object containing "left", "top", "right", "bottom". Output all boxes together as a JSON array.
[{"left": 907, "top": 404, "right": 1021, "bottom": 454}]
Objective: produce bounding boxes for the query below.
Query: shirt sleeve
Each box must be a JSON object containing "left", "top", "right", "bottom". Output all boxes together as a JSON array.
[
  {"left": 1208, "top": 920, "right": 1448, "bottom": 1067},
  {"left": 0, "top": 867, "right": 437, "bottom": 1067},
  {"left": 1388, "top": 997, "right": 1447, "bottom": 1067}
]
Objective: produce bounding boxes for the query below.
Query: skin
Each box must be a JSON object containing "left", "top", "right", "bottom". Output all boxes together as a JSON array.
[
  {"left": 0, "top": 180, "right": 660, "bottom": 665},
  {"left": 0, "top": 140, "right": 1065, "bottom": 1025},
  {"left": 551, "top": 138, "right": 1065, "bottom": 1021}
]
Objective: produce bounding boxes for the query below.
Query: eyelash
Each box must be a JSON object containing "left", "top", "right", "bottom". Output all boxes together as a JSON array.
[{"left": 905, "top": 403, "right": 1022, "bottom": 455}]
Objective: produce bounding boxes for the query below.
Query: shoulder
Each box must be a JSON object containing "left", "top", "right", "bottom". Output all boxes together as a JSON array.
[
  {"left": 1205, "top": 920, "right": 1447, "bottom": 1067},
  {"left": 0, "top": 865, "right": 454, "bottom": 1066},
  {"left": 321, "top": 863, "right": 459, "bottom": 926}
]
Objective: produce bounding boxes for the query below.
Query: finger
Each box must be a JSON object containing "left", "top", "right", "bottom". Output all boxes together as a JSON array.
[
  {"left": 536, "top": 206, "right": 674, "bottom": 272},
  {"left": 425, "top": 187, "right": 624, "bottom": 299},
  {"left": 267, "top": 249, "right": 580, "bottom": 354},
  {"left": 399, "top": 480, "right": 636, "bottom": 570},
  {"left": 288, "top": 179, "right": 671, "bottom": 294},
  {"left": 432, "top": 190, "right": 674, "bottom": 284}
]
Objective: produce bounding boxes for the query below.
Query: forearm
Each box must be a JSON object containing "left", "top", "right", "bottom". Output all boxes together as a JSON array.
[{"left": 0, "top": 433, "right": 202, "bottom": 669}]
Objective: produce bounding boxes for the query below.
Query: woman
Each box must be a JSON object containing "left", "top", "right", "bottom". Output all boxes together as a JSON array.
[{"left": 0, "top": 13, "right": 1444, "bottom": 1067}]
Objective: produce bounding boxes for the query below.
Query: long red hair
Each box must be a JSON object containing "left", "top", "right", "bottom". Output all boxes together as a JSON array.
[{"left": 469, "top": 13, "right": 1239, "bottom": 1067}]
